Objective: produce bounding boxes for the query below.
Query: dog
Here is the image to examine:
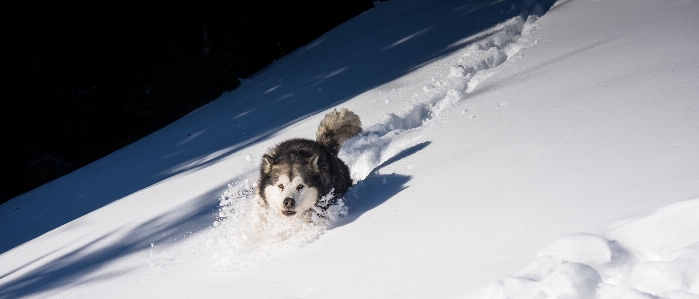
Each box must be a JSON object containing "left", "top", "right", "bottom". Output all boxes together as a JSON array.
[{"left": 256, "top": 108, "right": 361, "bottom": 217}]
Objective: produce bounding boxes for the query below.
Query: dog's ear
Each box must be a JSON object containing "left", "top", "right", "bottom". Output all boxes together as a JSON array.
[
  {"left": 309, "top": 154, "right": 329, "bottom": 173},
  {"left": 309, "top": 154, "right": 320, "bottom": 173},
  {"left": 261, "top": 154, "right": 274, "bottom": 174}
]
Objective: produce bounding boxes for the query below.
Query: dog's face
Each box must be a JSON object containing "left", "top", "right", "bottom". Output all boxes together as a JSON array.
[
  {"left": 259, "top": 154, "right": 325, "bottom": 217},
  {"left": 262, "top": 174, "right": 319, "bottom": 217}
]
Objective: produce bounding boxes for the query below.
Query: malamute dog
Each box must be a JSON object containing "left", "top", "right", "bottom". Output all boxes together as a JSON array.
[{"left": 257, "top": 108, "right": 361, "bottom": 217}]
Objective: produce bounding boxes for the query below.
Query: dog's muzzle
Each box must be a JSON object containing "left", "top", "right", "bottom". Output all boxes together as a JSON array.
[
  {"left": 282, "top": 198, "right": 296, "bottom": 216},
  {"left": 283, "top": 197, "right": 295, "bottom": 208}
]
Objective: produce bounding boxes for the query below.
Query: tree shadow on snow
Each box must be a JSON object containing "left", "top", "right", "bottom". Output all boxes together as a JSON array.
[
  {"left": 0, "top": 0, "right": 559, "bottom": 278},
  {"left": 0, "top": 140, "right": 431, "bottom": 298},
  {"left": 0, "top": 178, "right": 229, "bottom": 299}
]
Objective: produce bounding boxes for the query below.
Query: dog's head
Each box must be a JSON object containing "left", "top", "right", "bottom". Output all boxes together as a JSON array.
[{"left": 259, "top": 153, "right": 328, "bottom": 217}]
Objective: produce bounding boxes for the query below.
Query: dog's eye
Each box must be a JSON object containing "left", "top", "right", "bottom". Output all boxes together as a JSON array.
[
  {"left": 296, "top": 184, "right": 304, "bottom": 191},
  {"left": 278, "top": 184, "right": 284, "bottom": 190}
]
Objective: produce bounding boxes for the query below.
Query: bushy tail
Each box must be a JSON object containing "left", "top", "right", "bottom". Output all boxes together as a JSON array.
[{"left": 316, "top": 108, "right": 362, "bottom": 155}]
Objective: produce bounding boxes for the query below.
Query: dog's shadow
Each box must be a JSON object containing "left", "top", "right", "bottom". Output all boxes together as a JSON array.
[{"left": 333, "top": 141, "right": 430, "bottom": 228}]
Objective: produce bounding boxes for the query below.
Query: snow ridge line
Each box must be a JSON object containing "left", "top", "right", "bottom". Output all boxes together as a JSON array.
[{"left": 340, "top": 14, "right": 541, "bottom": 182}]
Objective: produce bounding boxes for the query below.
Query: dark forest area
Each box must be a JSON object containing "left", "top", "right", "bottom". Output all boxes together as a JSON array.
[{"left": 0, "top": 0, "right": 375, "bottom": 205}]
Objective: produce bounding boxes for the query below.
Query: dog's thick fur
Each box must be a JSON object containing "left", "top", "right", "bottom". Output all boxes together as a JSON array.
[{"left": 257, "top": 109, "right": 361, "bottom": 217}]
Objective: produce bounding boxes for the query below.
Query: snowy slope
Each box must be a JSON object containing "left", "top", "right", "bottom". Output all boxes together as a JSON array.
[{"left": 1, "top": 0, "right": 699, "bottom": 298}]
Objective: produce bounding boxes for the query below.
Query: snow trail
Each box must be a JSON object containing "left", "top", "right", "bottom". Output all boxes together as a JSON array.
[
  {"left": 341, "top": 14, "right": 542, "bottom": 181},
  {"left": 207, "top": 11, "right": 548, "bottom": 270},
  {"left": 205, "top": 12, "right": 548, "bottom": 271}
]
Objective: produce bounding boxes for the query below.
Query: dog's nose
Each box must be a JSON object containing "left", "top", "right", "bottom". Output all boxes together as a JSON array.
[{"left": 283, "top": 198, "right": 295, "bottom": 209}]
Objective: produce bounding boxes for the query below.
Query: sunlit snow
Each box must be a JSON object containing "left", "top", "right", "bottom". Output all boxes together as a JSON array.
[{"left": 1, "top": 0, "right": 698, "bottom": 298}]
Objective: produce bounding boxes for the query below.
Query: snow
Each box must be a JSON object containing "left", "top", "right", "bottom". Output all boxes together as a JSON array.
[
  {"left": 2, "top": 0, "right": 699, "bottom": 298},
  {"left": 479, "top": 199, "right": 699, "bottom": 299}
]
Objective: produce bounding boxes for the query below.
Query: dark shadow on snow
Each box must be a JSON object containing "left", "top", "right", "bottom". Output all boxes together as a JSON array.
[
  {"left": 334, "top": 172, "right": 411, "bottom": 228},
  {"left": 376, "top": 141, "right": 431, "bottom": 170},
  {"left": 0, "top": 177, "right": 231, "bottom": 299},
  {"left": 334, "top": 141, "right": 431, "bottom": 228},
  {"left": 0, "top": 0, "right": 558, "bottom": 289}
]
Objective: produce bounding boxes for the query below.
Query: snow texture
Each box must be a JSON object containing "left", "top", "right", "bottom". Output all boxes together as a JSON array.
[
  {"left": 211, "top": 182, "right": 348, "bottom": 270},
  {"left": 1, "top": 0, "right": 698, "bottom": 298},
  {"left": 477, "top": 199, "right": 699, "bottom": 299}
]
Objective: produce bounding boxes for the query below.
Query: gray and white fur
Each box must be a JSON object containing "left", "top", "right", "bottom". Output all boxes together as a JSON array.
[{"left": 257, "top": 108, "right": 361, "bottom": 217}]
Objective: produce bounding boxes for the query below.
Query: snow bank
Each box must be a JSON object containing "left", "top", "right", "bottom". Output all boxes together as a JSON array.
[{"left": 476, "top": 199, "right": 699, "bottom": 299}]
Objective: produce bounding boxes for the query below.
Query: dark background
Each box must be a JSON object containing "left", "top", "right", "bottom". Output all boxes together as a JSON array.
[{"left": 0, "top": 0, "right": 375, "bottom": 205}]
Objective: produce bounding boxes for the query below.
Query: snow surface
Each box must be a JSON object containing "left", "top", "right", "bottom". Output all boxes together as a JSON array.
[{"left": 1, "top": 0, "right": 699, "bottom": 298}]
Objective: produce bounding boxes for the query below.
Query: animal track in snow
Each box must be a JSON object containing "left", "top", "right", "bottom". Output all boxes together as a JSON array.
[{"left": 341, "top": 14, "right": 542, "bottom": 181}]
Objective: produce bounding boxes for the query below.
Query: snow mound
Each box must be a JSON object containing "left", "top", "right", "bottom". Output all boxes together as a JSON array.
[
  {"left": 210, "top": 180, "right": 347, "bottom": 270},
  {"left": 538, "top": 233, "right": 614, "bottom": 265},
  {"left": 476, "top": 199, "right": 699, "bottom": 299}
]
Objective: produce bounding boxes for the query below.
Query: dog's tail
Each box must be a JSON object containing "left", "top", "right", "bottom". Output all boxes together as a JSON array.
[{"left": 316, "top": 108, "right": 362, "bottom": 156}]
